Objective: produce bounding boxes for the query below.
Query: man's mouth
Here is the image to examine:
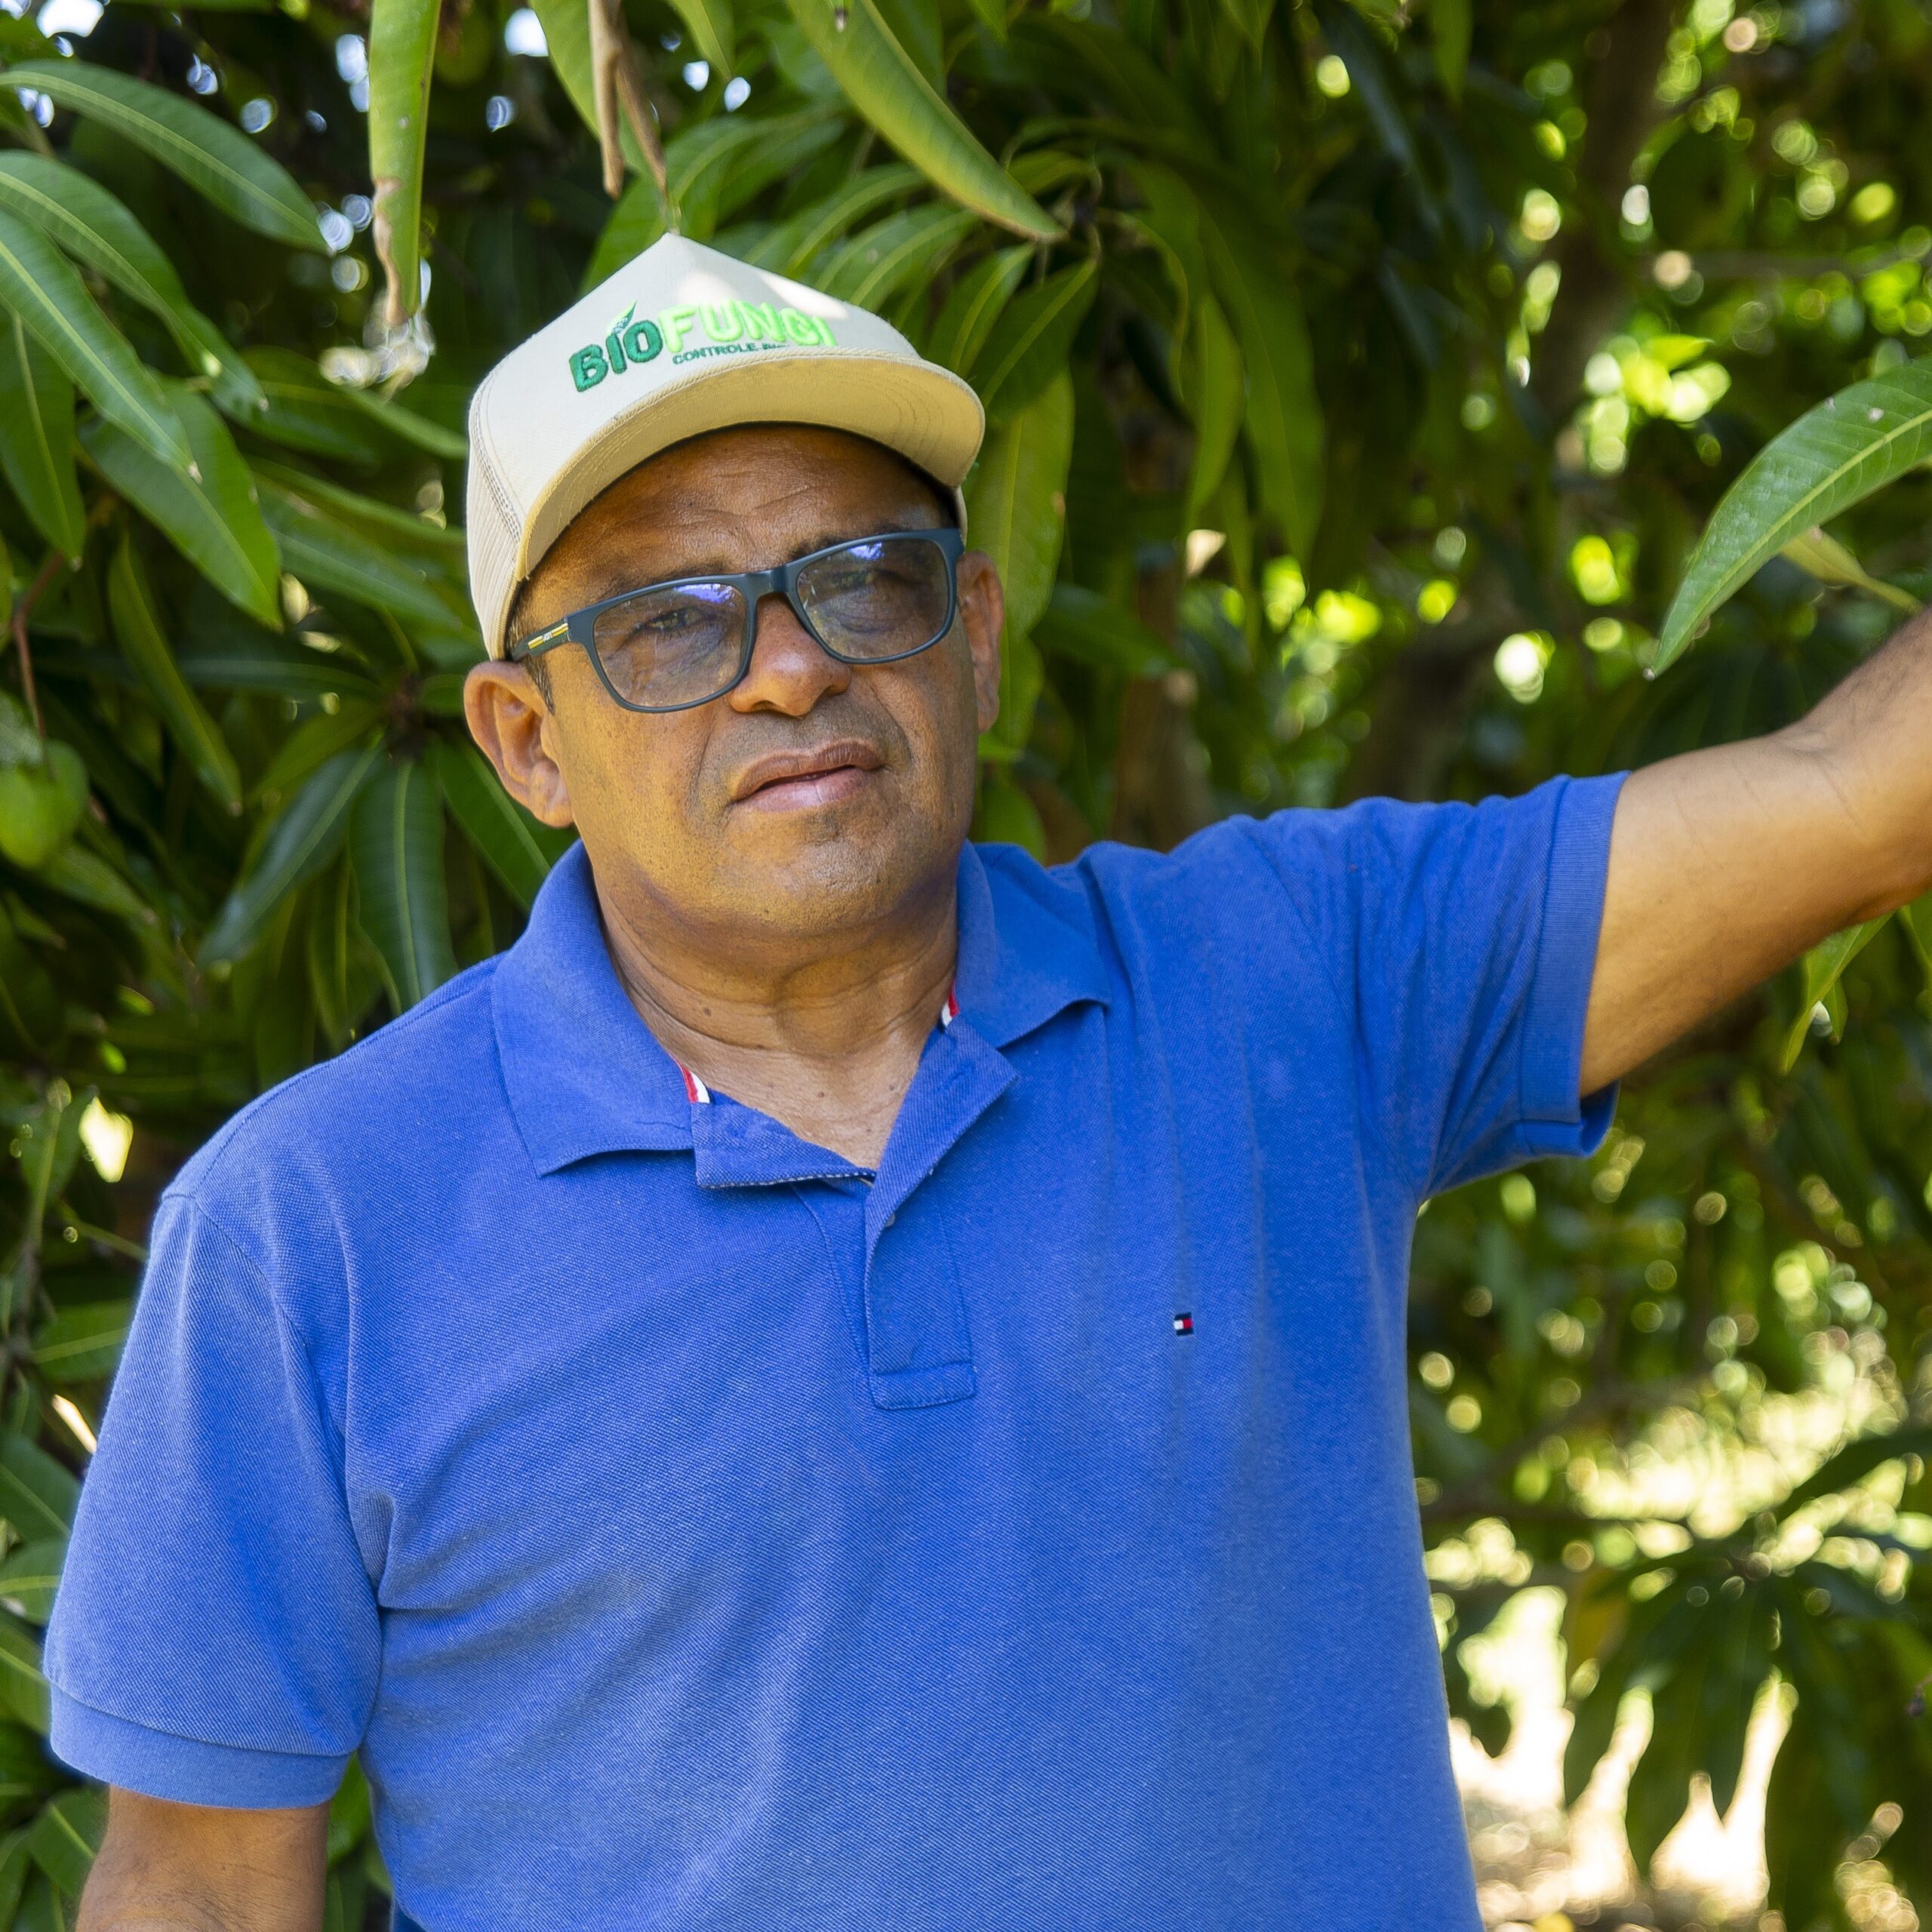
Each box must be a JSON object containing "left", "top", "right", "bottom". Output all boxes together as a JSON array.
[{"left": 729, "top": 741, "right": 886, "bottom": 811}]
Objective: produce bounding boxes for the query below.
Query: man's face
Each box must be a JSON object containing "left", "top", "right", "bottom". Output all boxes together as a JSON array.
[{"left": 465, "top": 426, "right": 1004, "bottom": 949}]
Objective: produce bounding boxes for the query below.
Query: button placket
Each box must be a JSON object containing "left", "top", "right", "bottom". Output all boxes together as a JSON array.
[{"left": 857, "top": 1019, "right": 1014, "bottom": 1411}]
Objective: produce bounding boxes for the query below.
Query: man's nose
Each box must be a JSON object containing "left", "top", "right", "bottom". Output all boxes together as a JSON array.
[{"left": 726, "top": 591, "right": 852, "bottom": 716}]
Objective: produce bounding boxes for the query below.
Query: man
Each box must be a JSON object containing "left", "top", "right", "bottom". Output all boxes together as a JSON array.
[{"left": 48, "top": 235, "right": 1932, "bottom": 1930}]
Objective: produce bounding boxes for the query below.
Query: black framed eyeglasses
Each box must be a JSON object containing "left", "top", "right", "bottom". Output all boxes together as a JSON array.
[{"left": 507, "top": 528, "right": 967, "bottom": 714}]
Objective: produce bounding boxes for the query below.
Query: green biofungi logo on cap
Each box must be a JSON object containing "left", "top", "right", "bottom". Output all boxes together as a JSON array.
[{"left": 570, "top": 299, "right": 840, "bottom": 392}]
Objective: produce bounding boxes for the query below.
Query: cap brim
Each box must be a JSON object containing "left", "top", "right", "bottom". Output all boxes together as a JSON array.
[{"left": 502, "top": 351, "right": 985, "bottom": 657}]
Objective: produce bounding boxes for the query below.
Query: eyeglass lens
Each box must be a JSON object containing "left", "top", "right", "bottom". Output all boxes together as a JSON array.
[
  {"left": 586, "top": 536, "right": 953, "bottom": 709},
  {"left": 590, "top": 580, "right": 746, "bottom": 710}
]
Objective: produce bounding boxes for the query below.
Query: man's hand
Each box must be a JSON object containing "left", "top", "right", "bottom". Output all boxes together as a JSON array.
[
  {"left": 1583, "top": 605, "right": 1932, "bottom": 1094},
  {"left": 77, "top": 1788, "right": 327, "bottom": 1932}
]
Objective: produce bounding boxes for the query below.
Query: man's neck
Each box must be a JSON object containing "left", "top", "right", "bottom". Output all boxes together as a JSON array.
[{"left": 595, "top": 871, "right": 960, "bottom": 1170}]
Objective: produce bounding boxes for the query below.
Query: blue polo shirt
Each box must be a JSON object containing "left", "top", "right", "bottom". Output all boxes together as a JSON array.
[{"left": 46, "top": 773, "right": 1622, "bottom": 1930}]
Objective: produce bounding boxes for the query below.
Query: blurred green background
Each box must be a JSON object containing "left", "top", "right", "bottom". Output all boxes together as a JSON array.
[{"left": 0, "top": 0, "right": 1928, "bottom": 1924}]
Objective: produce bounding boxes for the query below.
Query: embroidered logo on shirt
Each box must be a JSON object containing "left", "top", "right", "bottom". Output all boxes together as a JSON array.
[{"left": 1173, "top": 1312, "right": 1194, "bottom": 1335}]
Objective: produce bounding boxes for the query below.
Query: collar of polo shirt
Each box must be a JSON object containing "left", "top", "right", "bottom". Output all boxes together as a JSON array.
[{"left": 491, "top": 839, "right": 1113, "bottom": 1179}]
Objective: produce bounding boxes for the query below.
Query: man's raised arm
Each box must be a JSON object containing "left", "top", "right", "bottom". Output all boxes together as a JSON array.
[
  {"left": 77, "top": 1790, "right": 327, "bottom": 1932},
  {"left": 1583, "top": 610, "right": 1932, "bottom": 1094}
]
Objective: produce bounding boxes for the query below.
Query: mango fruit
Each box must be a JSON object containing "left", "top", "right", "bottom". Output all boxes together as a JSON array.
[{"left": 0, "top": 740, "right": 88, "bottom": 869}]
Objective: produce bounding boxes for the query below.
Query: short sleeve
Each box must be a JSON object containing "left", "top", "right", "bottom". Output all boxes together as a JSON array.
[
  {"left": 1241, "top": 772, "right": 1626, "bottom": 1198},
  {"left": 43, "top": 1192, "right": 380, "bottom": 1807}
]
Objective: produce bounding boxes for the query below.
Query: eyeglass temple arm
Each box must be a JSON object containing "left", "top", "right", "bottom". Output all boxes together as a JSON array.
[{"left": 506, "top": 619, "right": 571, "bottom": 661}]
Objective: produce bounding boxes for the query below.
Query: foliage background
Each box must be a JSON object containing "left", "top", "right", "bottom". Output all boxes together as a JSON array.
[{"left": 0, "top": 0, "right": 1928, "bottom": 1924}]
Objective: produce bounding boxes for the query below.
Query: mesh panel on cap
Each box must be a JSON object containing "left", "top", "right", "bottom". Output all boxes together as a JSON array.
[{"left": 466, "top": 372, "right": 526, "bottom": 657}]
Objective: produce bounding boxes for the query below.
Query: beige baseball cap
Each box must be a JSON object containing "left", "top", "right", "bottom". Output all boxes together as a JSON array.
[{"left": 465, "top": 232, "right": 986, "bottom": 659}]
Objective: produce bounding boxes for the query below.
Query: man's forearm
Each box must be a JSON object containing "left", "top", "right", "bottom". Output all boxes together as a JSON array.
[
  {"left": 77, "top": 1792, "right": 327, "bottom": 1932},
  {"left": 1781, "top": 602, "right": 1932, "bottom": 918},
  {"left": 1580, "top": 609, "right": 1932, "bottom": 1093}
]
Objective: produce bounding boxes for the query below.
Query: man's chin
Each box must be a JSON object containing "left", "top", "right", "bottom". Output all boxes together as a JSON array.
[{"left": 714, "top": 818, "right": 946, "bottom": 934}]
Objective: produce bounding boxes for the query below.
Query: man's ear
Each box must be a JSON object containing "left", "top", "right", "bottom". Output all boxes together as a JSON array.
[
  {"left": 463, "top": 661, "right": 577, "bottom": 829},
  {"left": 957, "top": 550, "right": 1006, "bottom": 735}
]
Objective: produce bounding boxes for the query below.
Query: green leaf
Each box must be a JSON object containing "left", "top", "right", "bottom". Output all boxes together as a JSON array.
[
  {"left": 0, "top": 1618, "right": 45, "bottom": 1737},
  {"left": 349, "top": 759, "right": 457, "bottom": 1009},
  {"left": 247, "top": 462, "right": 466, "bottom": 566},
  {"left": 974, "top": 257, "right": 1097, "bottom": 423},
  {"left": 783, "top": 0, "right": 1061, "bottom": 241},
  {"left": 0, "top": 1831, "right": 33, "bottom": 1932},
  {"left": 429, "top": 740, "right": 570, "bottom": 911},
  {"left": 30, "top": 1301, "right": 128, "bottom": 1386},
  {"left": 586, "top": 112, "right": 851, "bottom": 278},
  {"left": 0, "top": 1723, "right": 58, "bottom": 1806},
  {"left": 107, "top": 536, "right": 245, "bottom": 814},
  {"left": 974, "top": 766, "right": 1045, "bottom": 854},
  {"left": 256, "top": 475, "right": 458, "bottom": 629},
  {"left": 1183, "top": 291, "right": 1244, "bottom": 523},
  {"left": 0, "top": 312, "right": 83, "bottom": 558},
  {"left": 0, "top": 1438, "right": 73, "bottom": 1546},
  {"left": 526, "top": 0, "right": 659, "bottom": 186},
  {"left": 1657, "top": 358, "right": 1932, "bottom": 668},
  {"left": 1218, "top": 0, "right": 1274, "bottom": 55},
  {"left": 1432, "top": 0, "right": 1471, "bottom": 98},
  {"left": 0, "top": 909, "right": 59, "bottom": 1062},
  {"left": 0, "top": 1541, "right": 64, "bottom": 1625},
  {"left": 965, "top": 367, "right": 1073, "bottom": 758},
  {"left": 9, "top": 1091, "right": 84, "bottom": 1266},
  {"left": 25, "top": 1788, "right": 102, "bottom": 1898},
  {"left": 964, "top": 0, "right": 1008, "bottom": 42},
  {"left": 81, "top": 386, "right": 281, "bottom": 629},
  {"left": 1626, "top": 1666, "right": 1700, "bottom": 1875},
  {"left": 927, "top": 245, "right": 1032, "bottom": 377},
  {"left": 1780, "top": 915, "right": 1888, "bottom": 1070},
  {"left": 817, "top": 204, "right": 979, "bottom": 307},
  {"left": 202, "top": 746, "right": 382, "bottom": 964},
  {"left": 308, "top": 857, "right": 357, "bottom": 1049},
  {"left": 1033, "top": 583, "right": 1174, "bottom": 676},
  {"left": 669, "top": 0, "right": 735, "bottom": 75},
  {"left": 228, "top": 349, "right": 389, "bottom": 464},
  {"left": 368, "top": 0, "right": 440, "bottom": 325},
  {"left": 34, "top": 843, "right": 155, "bottom": 928},
  {"left": 583, "top": 174, "right": 670, "bottom": 288},
  {"left": 252, "top": 701, "right": 386, "bottom": 808},
  {"left": 1563, "top": 1591, "right": 1645, "bottom": 1805},
  {"left": 332, "top": 380, "right": 467, "bottom": 462},
  {"left": 14, "top": 1871, "right": 66, "bottom": 1932},
  {"left": 697, "top": 111, "right": 844, "bottom": 235},
  {"left": 178, "top": 624, "right": 377, "bottom": 703},
  {"left": 1122, "top": 170, "right": 1205, "bottom": 338},
  {"left": 1902, "top": 886, "right": 1932, "bottom": 981},
  {"left": 0, "top": 209, "right": 187, "bottom": 472},
  {"left": 1779, "top": 1420, "right": 1932, "bottom": 1516},
  {"left": 873, "top": 0, "right": 942, "bottom": 85},
  {"left": 744, "top": 163, "right": 921, "bottom": 277},
  {"left": 6, "top": 63, "right": 323, "bottom": 253},
  {"left": 1325, "top": 8, "right": 1426, "bottom": 195},
  {"left": 226, "top": 348, "right": 462, "bottom": 463},
  {"left": 1700, "top": 1605, "right": 1774, "bottom": 1819},
  {"left": 1016, "top": 17, "right": 1193, "bottom": 135},
  {"left": 0, "top": 155, "right": 260, "bottom": 411},
  {"left": 1779, "top": 525, "right": 1920, "bottom": 614},
  {"left": 1196, "top": 200, "right": 1321, "bottom": 554}
]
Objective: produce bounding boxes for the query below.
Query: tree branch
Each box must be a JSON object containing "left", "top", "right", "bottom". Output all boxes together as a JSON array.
[
  {"left": 1527, "top": 0, "right": 1680, "bottom": 424},
  {"left": 6, "top": 549, "right": 68, "bottom": 740}
]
